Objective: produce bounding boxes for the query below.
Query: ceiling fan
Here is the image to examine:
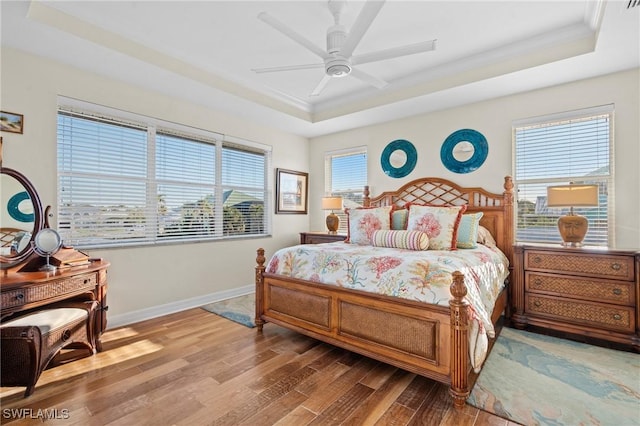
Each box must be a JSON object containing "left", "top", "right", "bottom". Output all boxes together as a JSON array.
[{"left": 252, "top": 0, "right": 437, "bottom": 96}]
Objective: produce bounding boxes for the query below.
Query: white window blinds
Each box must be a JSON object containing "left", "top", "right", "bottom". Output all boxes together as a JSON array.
[
  {"left": 513, "top": 105, "right": 613, "bottom": 246},
  {"left": 324, "top": 147, "right": 367, "bottom": 234},
  {"left": 57, "top": 103, "right": 271, "bottom": 248}
]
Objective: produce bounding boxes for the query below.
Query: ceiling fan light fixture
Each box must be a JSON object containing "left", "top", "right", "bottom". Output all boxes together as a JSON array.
[{"left": 326, "top": 57, "right": 352, "bottom": 77}]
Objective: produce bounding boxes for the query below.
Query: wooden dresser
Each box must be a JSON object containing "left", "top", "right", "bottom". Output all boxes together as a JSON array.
[
  {"left": 1, "top": 259, "right": 110, "bottom": 351},
  {"left": 300, "top": 231, "right": 347, "bottom": 244},
  {"left": 511, "top": 243, "right": 639, "bottom": 349}
]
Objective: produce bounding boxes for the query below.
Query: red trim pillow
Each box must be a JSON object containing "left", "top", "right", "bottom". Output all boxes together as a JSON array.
[
  {"left": 371, "top": 230, "right": 429, "bottom": 250},
  {"left": 345, "top": 206, "right": 392, "bottom": 245},
  {"left": 406, "top": 204, "right": 467, "bottom": 250}
]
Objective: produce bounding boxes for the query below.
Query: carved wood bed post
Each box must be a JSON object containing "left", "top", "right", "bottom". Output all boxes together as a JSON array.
[
  {"left": 503, "top": 176, "right": 514, "bottom": 265},
  {"left": 449, "top": 270, "right": 470, "bottom": 408},
  {"left": 363, "top": 185, "right": 371, "bottom": 207},
  {"left": 255, "top": 248, "right": 266, "bottom": 332}
]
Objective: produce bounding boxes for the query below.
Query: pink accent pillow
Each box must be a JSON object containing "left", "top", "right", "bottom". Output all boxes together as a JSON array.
[
  {"left": 406, "top": 204, "right": 467, "bottom": 250},
  {"left": 346, "top": 206, "right": 392, "bottom": 245},
  {"left": 371, "top": 230, "right": 429, "bottom": 250}
]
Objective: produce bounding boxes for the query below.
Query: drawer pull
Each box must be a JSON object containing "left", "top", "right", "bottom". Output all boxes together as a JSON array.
[
  {"left": 84, "top": 279, "right": 90, "bottom": 284},
  {"left": 16, "top": 294, "right": 24, "bottom": 300},
  {"left": 533, "top": 300, "right": 542, "bottom": 307},
  {"left": 613, "top": 314, "right": 622, "bottom": 321},
  {"left": 533, "top": 279, "right": 542, "bottom": 286},
  {"left": 610, "top": 263, "right": 621, "bottom": 271},
  {"left": 613, "top": 288, "right": 622, "bottom": 296},
  {"left": 533, "top": 256, "right": 542, "bottom": 263}
]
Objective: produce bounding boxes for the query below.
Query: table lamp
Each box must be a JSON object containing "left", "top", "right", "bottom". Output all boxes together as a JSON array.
[
  {"left": 546, "top": 184, "right": 599, "bottom": 247},
  {"left": 322, "top": 196, "right": 343, "bottom": 234}
]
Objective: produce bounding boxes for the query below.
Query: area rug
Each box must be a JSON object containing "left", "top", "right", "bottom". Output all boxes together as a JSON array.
[
  {"left": 468, "top": 327, "right": 640, "bottom": 425},
  {"left": 201, "top": 293, "right": 255, "bottom": 328}
]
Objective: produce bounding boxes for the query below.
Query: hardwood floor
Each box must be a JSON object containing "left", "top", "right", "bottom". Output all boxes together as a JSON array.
[{"left": 1, "top": 308, "right": 520, "bottom": 426}]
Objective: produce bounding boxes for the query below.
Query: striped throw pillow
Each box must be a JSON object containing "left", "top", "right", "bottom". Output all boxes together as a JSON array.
[{"left": 371, "top": 230, "right": 429, "bottom": 251}]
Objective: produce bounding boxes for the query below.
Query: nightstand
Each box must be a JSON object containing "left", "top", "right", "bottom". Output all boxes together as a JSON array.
[
  {"left": 300, "top": 232, "right": 347, "bottom": 245},
  {"left": 511, "top": 243, "right": 639, "bottom": 349}
]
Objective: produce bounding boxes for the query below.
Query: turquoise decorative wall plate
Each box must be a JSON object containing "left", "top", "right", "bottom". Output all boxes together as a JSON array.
[
  {"left": 7, "top": 191, "right": 34, "bottom": 222},
  {"left": 381, "top": 139, "right": 417, "bottom": 178},
  {"left": 440, "top": 129, "right": 488, "bottom": 174}
]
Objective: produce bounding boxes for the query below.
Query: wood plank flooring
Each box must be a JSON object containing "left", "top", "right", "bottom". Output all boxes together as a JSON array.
[{"left": 0, "top": 308, "right": 520, "bottom": 425}]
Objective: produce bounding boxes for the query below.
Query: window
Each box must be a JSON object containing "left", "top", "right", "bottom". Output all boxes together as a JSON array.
[
  {"left": 324, "top": 147, "right": 367, "bottom": 234},
  {"left": 57, "top": 101, "right": 271, "bottom": 248},
  {"left": 513, "top": 105, "right": 613, "bottom": 246}
]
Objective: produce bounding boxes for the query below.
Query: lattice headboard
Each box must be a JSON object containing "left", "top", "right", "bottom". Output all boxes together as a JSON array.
[{"left": 363, "top": 176, "right": 514, "bottom": 263}]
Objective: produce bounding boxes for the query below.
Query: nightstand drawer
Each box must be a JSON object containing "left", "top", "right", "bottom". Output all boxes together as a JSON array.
[
  {"left": 525, "top": 272, "right": 634, "bottom": 306},
  {"left": 525, "top": 294, "right": 635, "bottom": 333},
  {"left": 300, "top": 232, "right": 347, "bottom": 244},
  {"left": 525, "top": 250, "right": 634, "bottom": 281}
]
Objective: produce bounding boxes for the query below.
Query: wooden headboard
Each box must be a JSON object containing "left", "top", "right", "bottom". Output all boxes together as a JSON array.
[{"left": 363, "top": 176, "right": 514, "bottom": 264}]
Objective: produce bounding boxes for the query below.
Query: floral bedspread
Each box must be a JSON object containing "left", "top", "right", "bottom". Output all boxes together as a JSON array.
[{"left": 266, "top": 242, "right": 510, "bottom": 371}]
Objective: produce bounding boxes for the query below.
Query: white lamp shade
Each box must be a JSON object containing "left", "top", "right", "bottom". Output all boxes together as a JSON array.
[
  {"left": 547, "top": 184, "right": 599, "bottom": 208},
  {"left": 322, "top": 196, "right": 343, "bottom": 210}
]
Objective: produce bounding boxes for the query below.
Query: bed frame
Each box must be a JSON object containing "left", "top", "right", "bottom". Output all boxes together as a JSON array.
[{"left": 255, "top": 176, "right": 514, "bottom": 407}]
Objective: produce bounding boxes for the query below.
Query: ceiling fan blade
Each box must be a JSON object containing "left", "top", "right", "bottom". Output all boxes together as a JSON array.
[
  {"left": 339, "top": 0, "right": 386, "bottom": 59},
  {"left": 352, "top": 39, "right": 437, "bottom": 65},
  {"left": 258, "top": 12, "right": 330, "bottom": 60},
  {"left": 310, "top": 74, "right": 332, "bottom": 97},
  {"left": 350, "top": 68, "right": 388, "bottom": 89},
  {"left": 252, "top": 63, "right": 324, "bottom": 73}
]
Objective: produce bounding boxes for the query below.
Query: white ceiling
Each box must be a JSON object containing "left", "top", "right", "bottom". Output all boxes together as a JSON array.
[{"left": 1, "top": 1, "right": 639, "bottom": 138}]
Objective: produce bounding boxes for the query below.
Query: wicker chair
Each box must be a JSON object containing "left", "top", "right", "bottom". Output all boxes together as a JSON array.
[{"left": 0, "top": 300, "right": 97, "bottom": 397}]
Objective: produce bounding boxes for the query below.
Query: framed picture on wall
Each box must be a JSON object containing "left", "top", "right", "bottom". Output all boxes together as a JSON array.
[
  {"left": 275, "top": 168, "right": 308, "bottom": 214},
  {"left": 0, "top": 111, "right": 24, "bottom": 134}
]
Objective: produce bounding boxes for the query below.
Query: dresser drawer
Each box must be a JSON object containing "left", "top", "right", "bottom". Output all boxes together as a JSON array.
[
  {"left": 525, "top": 250, "right": 634, "bottom": 281},
  {"left": 525, "top": 272, "right": 634, "bottom": 306},
  {"left": 1, "top": 273, "right": 97, "bottom": 310},
  {"left": 525, "top": 294, "right": 635, "bottom": 333}
]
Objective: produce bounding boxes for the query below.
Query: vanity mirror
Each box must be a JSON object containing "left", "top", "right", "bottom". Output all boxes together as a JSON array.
[
  {"left": 33, "top": 227, "right": 62, "bottom": 272},
  {"left": 0, "top": 167, "right": 44, "bottom": 269}
]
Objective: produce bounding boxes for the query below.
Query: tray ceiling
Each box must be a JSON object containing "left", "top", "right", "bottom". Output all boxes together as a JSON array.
[{"left": 1, "top": 1, "right": 638, "bottom": 137}]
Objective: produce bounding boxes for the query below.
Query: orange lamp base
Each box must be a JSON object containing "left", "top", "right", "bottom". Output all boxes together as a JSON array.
[
  {"left": 326, "top": 213, "right": 339, "bottom": 235},
  {"left": 557, "top": 214, "right": 588, "bottom": 247}
]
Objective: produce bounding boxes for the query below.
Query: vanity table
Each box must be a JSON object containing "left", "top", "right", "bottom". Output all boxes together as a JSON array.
[
  {"left": 0, "top": 166, "right": 110, "bottom": 350},
  {"left": 1, "top": 259, "right": 110, "bottom": 351}
]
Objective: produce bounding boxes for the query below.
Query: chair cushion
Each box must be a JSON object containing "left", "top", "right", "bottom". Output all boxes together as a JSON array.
[{"left": 0, "top": 308, "right": 87, "bottom": 334}]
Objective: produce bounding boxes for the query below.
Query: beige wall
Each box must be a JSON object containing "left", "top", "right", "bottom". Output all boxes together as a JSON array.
[
  {"left": 309, "top": 68, "right": 640, "bottom": 250},
  {"left": 1, "top": 48, "right": 309, "bottom": 326}
]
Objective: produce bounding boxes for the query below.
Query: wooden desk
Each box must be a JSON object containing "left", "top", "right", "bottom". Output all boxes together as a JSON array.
[{"left": 1, "top": 259, "right": 110, "bottom": 351}]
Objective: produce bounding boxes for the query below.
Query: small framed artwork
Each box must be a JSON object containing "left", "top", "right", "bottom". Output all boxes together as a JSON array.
[
  {"left": 0, "top": 111, "right": 24, "bottom": 134},
  {"left": 275, "top": 168, "right": 308, "bottom": 214}
]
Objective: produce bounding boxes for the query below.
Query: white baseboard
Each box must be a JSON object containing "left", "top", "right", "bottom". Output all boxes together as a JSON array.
[{"left": 106, "top": 284, "right": 254, "bottom": 329}]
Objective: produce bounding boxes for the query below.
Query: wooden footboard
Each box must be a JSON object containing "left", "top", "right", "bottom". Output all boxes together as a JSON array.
[{"left": 255, "top": 249, "right": 488, "bottom": 408}]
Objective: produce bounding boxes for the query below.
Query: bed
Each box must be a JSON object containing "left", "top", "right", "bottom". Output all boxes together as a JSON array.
[{"left": 255, "top": 176, "right": 514, "bottom": 407}]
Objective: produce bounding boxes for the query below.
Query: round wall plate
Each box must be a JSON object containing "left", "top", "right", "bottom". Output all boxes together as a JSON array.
[
  {"left": 7, "top": 191, "right": 34, "bottom": 222},
  {"left": 440, "top": 129, "right": 488, "bottom": 174},
  {"left": 381, "top": 139, "right": 417, "bottom": 178}
]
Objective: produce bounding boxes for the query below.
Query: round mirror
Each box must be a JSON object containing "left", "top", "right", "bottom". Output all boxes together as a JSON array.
[
  {"left": 34, "top": 228, "right": 62, "bottom": 254},
  {"left": 381, "top": 139, "right": 417, "bottom": 178},
  {"left": 33, "top": 228, "right": 62, "bottom": 272},
  {"left": 440, "top": 129, "right": 489, "bottom": 174},
  {"left": 0, "top": 167, "right": 44, "bottom": 269},
  {"left": 389, "top": 150, "right": 407, "bottom": 168},
  {"left": 452, "top": 141, "right": 475, "bottom": 162}
]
